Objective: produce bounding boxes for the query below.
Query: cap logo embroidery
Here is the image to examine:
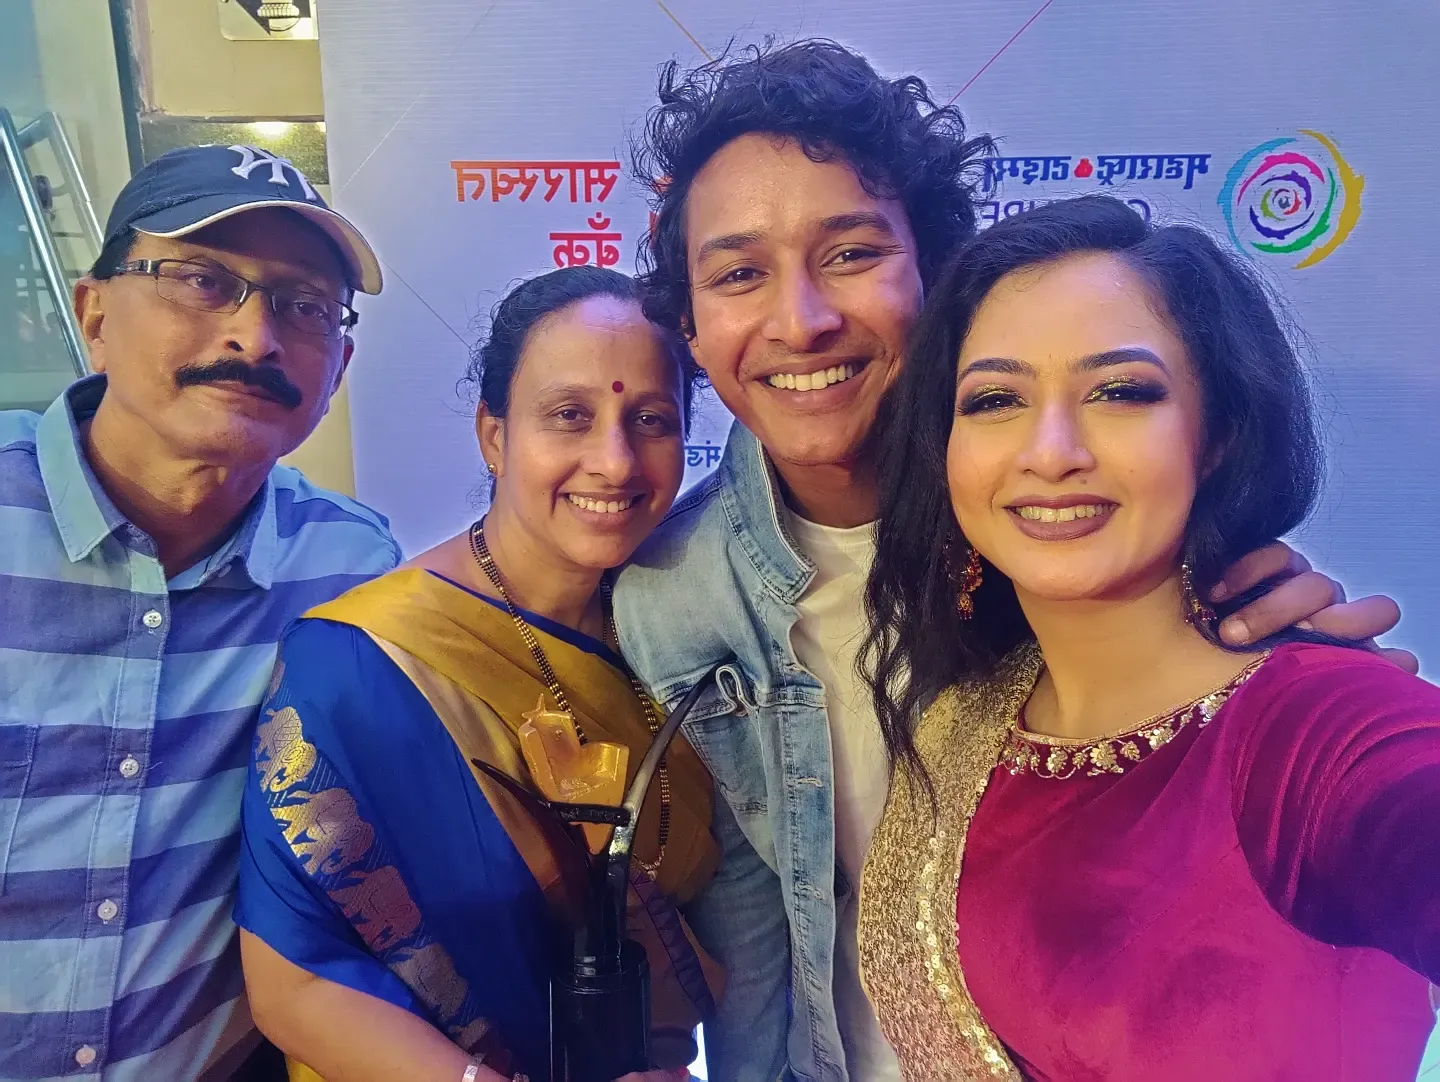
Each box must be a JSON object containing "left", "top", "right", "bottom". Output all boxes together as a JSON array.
[{"left": 229, "top": 145, "right": 320, "bottom": 202}]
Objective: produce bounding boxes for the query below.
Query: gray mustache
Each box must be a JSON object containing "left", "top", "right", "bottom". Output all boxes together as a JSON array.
[{"left": 175, "top": 360, "right": 303, "bottom": 410}]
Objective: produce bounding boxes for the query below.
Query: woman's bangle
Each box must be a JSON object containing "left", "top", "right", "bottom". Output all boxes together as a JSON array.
[
  {"left": 460, "top": 1055, "right": 530, "bottom": 1081},
  {"left": 461, "top": 1059, "right": 530, "bottom": 1082}
]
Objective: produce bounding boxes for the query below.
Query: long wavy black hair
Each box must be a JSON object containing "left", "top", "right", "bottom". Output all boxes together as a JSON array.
[
  {"left": 861, "top": 195, "right": 1326, "bottom": 779},
  {"left": 632, "top": 39, "right": 994, "bottom": 335}
]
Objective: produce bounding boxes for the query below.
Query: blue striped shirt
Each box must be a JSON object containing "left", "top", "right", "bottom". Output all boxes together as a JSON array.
[{"left": 0, "top": 376, "right": 402, "bottom": 1081}]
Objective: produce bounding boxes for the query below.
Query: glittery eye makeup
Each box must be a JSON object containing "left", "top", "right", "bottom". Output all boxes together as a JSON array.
[{"left": 957, "top": 385, "right": 1023, "bottom": 415}]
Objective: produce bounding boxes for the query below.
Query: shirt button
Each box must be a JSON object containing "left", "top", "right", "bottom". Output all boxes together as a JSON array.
[
  {"left": 75, "top": 1046, "right": 97, "bottom": 1066},
  {"left": 96, "top": 899, "right": 119, "bottom": 922},
  {"left": 118, "top": 756, "right": 141, "bottom": 779},
  {"left": 142, "top": 609, "right": 164, "bottom": 630}
]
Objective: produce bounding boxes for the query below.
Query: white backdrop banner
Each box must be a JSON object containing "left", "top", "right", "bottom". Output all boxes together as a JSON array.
[{"left": 317, "top": 0, "right": 1440, "bottom": 671}]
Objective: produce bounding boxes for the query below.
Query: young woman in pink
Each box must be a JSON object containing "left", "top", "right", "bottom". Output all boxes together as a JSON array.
[{"left": 860, "top": 195, "right": 1440, "bottom": 1081}]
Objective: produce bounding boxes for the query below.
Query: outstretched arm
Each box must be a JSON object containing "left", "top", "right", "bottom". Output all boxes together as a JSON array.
[{"left": 1237, "top": 649, "right": 1440, "bottom": 981}]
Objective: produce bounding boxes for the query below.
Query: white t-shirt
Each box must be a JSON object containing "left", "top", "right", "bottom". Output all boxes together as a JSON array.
[{"left": 785, "top": 511, "right": 903, "bottom": 1081}]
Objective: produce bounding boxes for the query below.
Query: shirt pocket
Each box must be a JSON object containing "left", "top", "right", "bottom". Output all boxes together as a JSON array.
[
  {"left": 0, "top": 724, "right": 38, "bottom": 887},
  {"left": 679, "top": 664, "right": 769, "bottom": 817}
]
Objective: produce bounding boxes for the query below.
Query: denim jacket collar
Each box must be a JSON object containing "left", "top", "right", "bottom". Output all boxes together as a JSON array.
[{"left": 715, "top": 423, "right": 815, "bottom": 605}]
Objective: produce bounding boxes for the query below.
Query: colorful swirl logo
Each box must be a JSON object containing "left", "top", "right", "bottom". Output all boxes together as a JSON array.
[{"left": 1217, "top": 131, "right": 1364, "bottom": 269}]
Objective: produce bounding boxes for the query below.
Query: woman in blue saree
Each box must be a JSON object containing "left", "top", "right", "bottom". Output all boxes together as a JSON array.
[{"left": 235, "top": 268, "right": 720, "bottom": 1082}]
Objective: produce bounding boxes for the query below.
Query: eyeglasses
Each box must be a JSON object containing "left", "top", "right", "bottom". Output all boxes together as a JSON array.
[{"left": 118, "top": 259, "right": 358, "bottom": 340}]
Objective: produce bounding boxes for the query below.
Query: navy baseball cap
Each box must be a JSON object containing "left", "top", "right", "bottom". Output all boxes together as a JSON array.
[{"left": 103, "top": 144, "right": 383, "bottom": 294}]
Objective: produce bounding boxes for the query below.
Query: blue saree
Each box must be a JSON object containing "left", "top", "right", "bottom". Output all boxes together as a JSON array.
[{"left": 235, "top": 568, "right": 721, "bottom": 1079}]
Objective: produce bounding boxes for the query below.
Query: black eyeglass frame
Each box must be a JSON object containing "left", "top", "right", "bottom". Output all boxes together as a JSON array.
[{"left": 116, "top": 258, "right": 359, "bottom": 339}]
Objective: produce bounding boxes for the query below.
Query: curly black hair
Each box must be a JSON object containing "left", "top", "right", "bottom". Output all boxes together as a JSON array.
[
  {"left": 861, "top": 195, "right": 1327, "bottom": 785},
  {"left": 632, "top": 39, "right": 994, "bottom": 335}
]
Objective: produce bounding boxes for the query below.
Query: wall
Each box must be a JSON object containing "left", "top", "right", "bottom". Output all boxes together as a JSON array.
[
  {"left": 133, "top": 0, "right": 325, "bottom": 118},
  {"left": 27, "top": 0, "right": 133, "bottom": 219},
  {"left": 317, "top": 0, "right": 1440, "bottom": 672},
  {"left": 1, "top": 0, "right": 129, "bottom": 411},
  {"left": 1, "top": 0, "right": 130, "bottom": 246},
  {"left": 0, "top": 1, "right": 45, "bottom": 122}
]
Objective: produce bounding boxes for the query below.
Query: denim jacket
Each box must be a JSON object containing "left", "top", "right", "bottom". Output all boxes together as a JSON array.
[{"left": 614, "top": 424, "right": 849, "bottom": 1082}]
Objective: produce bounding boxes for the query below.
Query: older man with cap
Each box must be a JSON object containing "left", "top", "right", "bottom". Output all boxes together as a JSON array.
[{"left": 0, "top": 145, "right": 400, "bottom": 1081}]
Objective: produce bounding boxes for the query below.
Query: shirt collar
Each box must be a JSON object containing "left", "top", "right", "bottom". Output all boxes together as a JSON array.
[
  {"left": 36, "top": 374, "right": 280, "bottom": 589},
  {"left": 37, "top": 375, "right": 126, "bottom": 562},
  {"left": 237, "top": 475, "right": 278, "bottom": 589},
  {"left": 168, "top": 474, "right": 278, "bottom": 591}
]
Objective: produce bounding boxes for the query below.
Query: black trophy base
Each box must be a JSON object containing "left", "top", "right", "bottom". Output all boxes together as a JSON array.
[{"left": 551, "top": 938, "right": 651, "bottom": 1082}]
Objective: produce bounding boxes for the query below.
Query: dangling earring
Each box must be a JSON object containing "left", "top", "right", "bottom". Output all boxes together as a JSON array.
[
  {"left": 956, "top": 547, "right": 983, "bottom": 619},
  {"left": 1181, "top": 560, "right": 1216, "bottom": 629},
  {"left": 944, "top": 538, "right": 984, "bottom": 619}
]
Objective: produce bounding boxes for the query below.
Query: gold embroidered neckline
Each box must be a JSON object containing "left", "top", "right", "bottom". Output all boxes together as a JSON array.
[{"left": 999, "top": 652, "right": 1270, "bottom": 780}]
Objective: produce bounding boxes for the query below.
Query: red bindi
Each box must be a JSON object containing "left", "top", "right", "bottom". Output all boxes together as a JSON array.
[{"left": 611, "top": 381, "right": 624, "bottom": 393}]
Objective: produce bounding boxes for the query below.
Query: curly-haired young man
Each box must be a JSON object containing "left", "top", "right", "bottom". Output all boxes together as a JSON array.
[{"left": 612, "top": 40, "right": 1409, "bottom": 1082}]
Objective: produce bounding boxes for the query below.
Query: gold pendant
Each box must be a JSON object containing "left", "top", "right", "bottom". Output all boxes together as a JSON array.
[{"left": 517, "top": 695, "right": 628, "bottom": 854}]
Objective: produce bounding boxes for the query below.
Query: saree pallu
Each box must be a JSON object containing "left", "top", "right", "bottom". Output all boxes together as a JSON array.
[{"left": 235, "top": 568, "right": 722, "bottom": 1080}]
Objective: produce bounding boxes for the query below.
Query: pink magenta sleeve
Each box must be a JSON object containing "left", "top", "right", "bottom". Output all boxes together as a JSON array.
[{"left": 1232, "top": 644, "right": 1440, "bottom": 982}]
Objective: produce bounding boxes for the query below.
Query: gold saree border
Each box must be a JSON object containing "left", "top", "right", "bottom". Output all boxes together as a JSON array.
[
  {"left": 303, "top": 567, "right": 717, "bottom": 902},
  {"left": 253, "top": 690, "right": 502, "bottom": 1073},
  {"left": 858, "top": 645, "right": 1042, "bottom": 1080}
]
